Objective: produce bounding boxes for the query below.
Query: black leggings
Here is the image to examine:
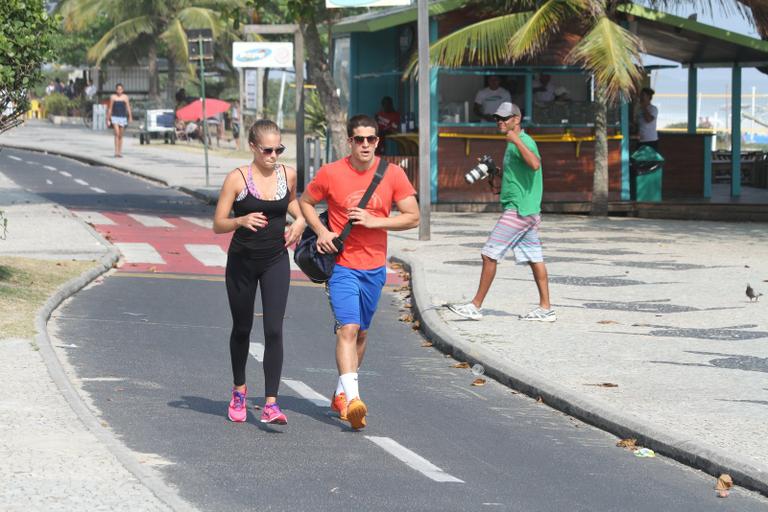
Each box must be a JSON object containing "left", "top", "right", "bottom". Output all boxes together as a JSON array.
[{"left": 225, "top": 251, "right": 289, "bottom": 397}]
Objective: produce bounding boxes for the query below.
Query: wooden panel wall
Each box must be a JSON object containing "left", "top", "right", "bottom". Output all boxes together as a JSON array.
[{"left": 656, "top": 134, "right": 705, "bottom": 198}]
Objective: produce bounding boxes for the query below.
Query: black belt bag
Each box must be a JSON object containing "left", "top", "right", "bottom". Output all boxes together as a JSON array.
[{"left": 294, "top": 158, "right": 388, "bottom": 283}]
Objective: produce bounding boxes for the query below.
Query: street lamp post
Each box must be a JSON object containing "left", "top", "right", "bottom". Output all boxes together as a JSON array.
[
  {"left": 417, "top": 0, "right": 431, "bottom": 240},
  {"left": 188, "top": 29, "right": 214, "bottom": 187}
]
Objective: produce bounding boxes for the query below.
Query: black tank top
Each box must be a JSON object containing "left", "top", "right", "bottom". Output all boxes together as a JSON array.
[
  {"left": 112, "top": 99, "right": 127, "bottom": 117},
  {"left": 229, "top": 166, "right": 289, "bottom": 263}
]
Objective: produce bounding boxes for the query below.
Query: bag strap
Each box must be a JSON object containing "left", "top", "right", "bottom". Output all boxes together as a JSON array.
[{"left": 338, "top": 157, "right": 388, "bottom": 243}]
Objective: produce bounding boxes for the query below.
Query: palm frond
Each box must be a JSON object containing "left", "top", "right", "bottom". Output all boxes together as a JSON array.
[
  {"left": 178, "top": 7, "right": 221, "bottom": 38},
  {"left": 566, "top": 16, "right": 643, "bottom": 103},
  {"left": 404, "top": 13, "right": 531, "bottom": 78},
  {"left": 87, "top": 15, "right": 155, "bottom": 64},
  {"left": 507, "top": 0, "right": 591, "bottom": 61},
  {"left": 59, "top": 0, "right": 115, "bottom": 31},
  {"left": 161, "top": 18, "right": 195, "bottom": 74}
]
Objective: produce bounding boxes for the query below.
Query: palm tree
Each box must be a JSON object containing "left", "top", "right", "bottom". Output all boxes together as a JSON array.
[
  {"left": 415, "top": 0, "right": 765, "bottom": 215},
  {"left": 60, "top": 0, "right": 243, "bottom": 104}
]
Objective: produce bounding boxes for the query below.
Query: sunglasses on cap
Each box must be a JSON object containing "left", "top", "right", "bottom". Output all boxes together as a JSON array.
[
  {"left": 350, "top": 135, "right": 379, "bottom": 144},
  {"left": 257, "top": 144, "right": 286, "bottom": 155}
]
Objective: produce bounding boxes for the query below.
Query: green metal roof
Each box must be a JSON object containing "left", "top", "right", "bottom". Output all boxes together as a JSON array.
[
  {"left": 618, "top": 4, "right": 768, "bottom": 67},
  {"left": 331, "top": 0, "right": 464, "bottom": 33}
]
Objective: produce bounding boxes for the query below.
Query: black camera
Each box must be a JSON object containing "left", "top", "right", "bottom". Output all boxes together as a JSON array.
[{"left": 464, "top": 155, "right": 499, "bottom": 184}]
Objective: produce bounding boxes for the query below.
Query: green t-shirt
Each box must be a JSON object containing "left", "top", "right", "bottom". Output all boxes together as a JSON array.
[{"left": 500, "top": 131, "right": 542, "bottom": 216}]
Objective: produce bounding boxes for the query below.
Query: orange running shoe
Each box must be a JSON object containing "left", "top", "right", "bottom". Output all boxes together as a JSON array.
[
  {"left": 346, "top": 398, "right": 367, "bottom": 430},
  {"left": 331, "top": 392, "right": 348, "bottom": 421}
]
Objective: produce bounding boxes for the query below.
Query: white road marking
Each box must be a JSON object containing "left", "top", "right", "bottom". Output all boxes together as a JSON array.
[
  {"left": 181, "top": 216, "right": 213, "bottom": 229},
  {"left": 59, "top": 171, "right": 72, "bottom": 177},
  {"left": 127, "top": 214, "right": 175, "bottom": 228},
  {"left": 90, "top": 187, "right": 106, "bottom": 194},
  {"left": 73, "top": 211, "right": 115, "bottom": 225},
  {"left": 7, "top": 155, "right": 22, "bottom": 161},
  {"left": 185, "top": 244, "right": 226, "bottom": 267},
  {"left": 114, "top": 242, "right": 166, "bottom": 264},
  {"left": 46, "top": 179, "right": 53, "bottom": 185},
  {"left": 365, "top": 436, "right": 465, "bottom": 483},
  {"left": 74, "top": 178, "right": 90, "bottom": 186},
  {"left": 25, "top": 160, "right": 37, "bottom": 165},
  {"left": 80, "top": 377, "right": 126, "bottom": 382},
  {"left": 44, "top": 165, "right": 57, "bottom": 171},
  {"left": 248, "top": 342, "right": 265, "bottom": 362},
  {"left": 281, "top": 379, "right": 331, "bottom": 407}
]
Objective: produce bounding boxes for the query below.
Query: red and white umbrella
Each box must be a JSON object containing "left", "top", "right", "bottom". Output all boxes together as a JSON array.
[{"left": 176, "top": 98, "right": 231, "bottom": 121}]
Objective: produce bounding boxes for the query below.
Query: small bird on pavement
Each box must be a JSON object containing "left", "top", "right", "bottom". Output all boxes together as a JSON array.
[{"left": 746, "top": 284, "right": 763, "bottom": 302}]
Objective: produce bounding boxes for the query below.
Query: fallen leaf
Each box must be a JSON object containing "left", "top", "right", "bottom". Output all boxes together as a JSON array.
[
  {"left": 471, "top": 378, "right": 486, "bottom": 386},
  {"left": 148, "top": 266, "right": 158, "bottom": 273},
  {"left": 252, "top": 404, "right": 261, "bottom": 410},
  {"left": 510, "top": 390, "right": 519, "bottom": 395},
  {"left": 452, "top": 362, "right": 470, "bottom": 369},
  {"left": 597, "top": 320, "right": 619, "bottom": 325},
  {"left": 616, "top": 438, "right": 637, "bottom": 450},
  {"left": 411, "top": 320, "right": 421, "bottom": 330},
  {"left": 420, "top": 341, "right": 433, "bottom": 348},
  {"left": 390, "top": 263, "right": 403, "bottom": 270},
  {"left": 585, "top": 382, "right": 619, "bottom": 388},
  {"left": 402, "top": 272, "right": 411, "bottom": 281},
  {"left": 536, "top": 396, "right": 544, "bottom": 404},
  {"left": 715, "top": 474, "right": 733, "bottom": 497},
  {"left": 399, "top": 314, "right": 413, "bottom": 323},
  {"left": 403, "top": 303, "right": 413, "bottom": 309}
]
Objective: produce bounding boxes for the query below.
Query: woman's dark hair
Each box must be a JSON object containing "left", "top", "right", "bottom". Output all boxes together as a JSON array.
[
  {"left": 248, "top": 119, "right": 281, "bottom": 145},
  {"left": 115, "top": 83, "right": 124, "bottom": 89},
  {"left": 347, "top": 114, "right": 378, "bottom": 137}
]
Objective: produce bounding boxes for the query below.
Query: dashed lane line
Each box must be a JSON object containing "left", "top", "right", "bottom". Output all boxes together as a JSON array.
[
  {"left": 185, "top": 244, "right": 226, "bottom": 267},
  {"left": 59, "top": 171, "right": 72, "bottom": 178},
  {"left": 74, "top": 178, "right": 90, "bottom": 186},
  {"left": 181, "top": 216, "right": 213, "bottom": 229},
  {"left": 73, "top": 211, "right": 116, "bottom": 225},
  {"left": 7, "top": 155, "right": 22, "bottom": 161},
  {"left": 248, "top": 342, "right": 265, "bottom": 362},
  {"left": 127, "top": 214, "right": 175, "bottom": 228},
  {"left": 280, "top": 379, "right": 331, "bottom": 407},
  {"left": 44, "top": 165, "right": 57, "bottom": 171},
  {"left": 114, "top": 242, "right": 166, "bottom": 264},
  {"left": 365, "top": 436, "right": 465, "bottom": 483},
  {"left": 90, "top": 187, "right": 107, "bottom": 194},
  {"left": 46, "top": 179, "right": 53, "bottom": 185}
]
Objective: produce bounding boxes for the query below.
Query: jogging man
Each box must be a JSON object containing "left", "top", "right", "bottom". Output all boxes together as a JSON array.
[
  {"left": 449, "top": 102, "right": 555, "bottom": 322},
  {"left": 300, "top": 114, "right": 419, "bottom": 429}
]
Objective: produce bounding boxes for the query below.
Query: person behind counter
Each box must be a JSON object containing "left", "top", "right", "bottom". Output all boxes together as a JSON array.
[
  {"left": 375, "top": 96, "right": 401, "bottom": 155},
  {"left": 533, "top": 74, "right": 556, "bottom": 103},
  {"left": 635, "top": 87, "right": 658, "bottom": 151},
  {"left": 474, "top": 75, "right": 511, "bottom": 122}
]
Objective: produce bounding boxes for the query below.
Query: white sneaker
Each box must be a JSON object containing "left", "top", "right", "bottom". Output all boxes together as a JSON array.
[
  {"left": 520, "top": 307, "right": 557, "bottom": 322},
  {"left": 448, "top": 302, "right": 483, "bottom": 320}
]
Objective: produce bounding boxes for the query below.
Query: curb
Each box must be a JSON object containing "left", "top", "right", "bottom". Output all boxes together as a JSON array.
[
  {"left": 33, "top": 211, "right": 198, "bottom": 511},
  {"left": 390, "top": 250, "right": 768, "bottom": 498}
]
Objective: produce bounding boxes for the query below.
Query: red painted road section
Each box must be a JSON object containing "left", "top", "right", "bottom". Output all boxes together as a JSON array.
[{"left": 81, "top": 210, "right": 404, "bottom": 285}]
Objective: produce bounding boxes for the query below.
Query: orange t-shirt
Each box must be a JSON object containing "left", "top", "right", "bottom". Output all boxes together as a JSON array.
[{"left": 305, "top": 157, "right": 416, "bottom": 270}]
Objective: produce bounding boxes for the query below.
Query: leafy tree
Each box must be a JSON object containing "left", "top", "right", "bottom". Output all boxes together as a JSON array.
[
  {"left": 0, "top": 0, "right": 58, "bottom": 134},
  {"left": 60, "top": 0, "right": 244, "bottom": 103},
  {"left": 417, "top": 0, "right": 766, "bottom": 214}
]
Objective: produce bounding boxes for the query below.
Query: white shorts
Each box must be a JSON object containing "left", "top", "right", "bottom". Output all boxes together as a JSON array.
[{"left": 111, "top": 116, "right": 127, "bottom": 127}]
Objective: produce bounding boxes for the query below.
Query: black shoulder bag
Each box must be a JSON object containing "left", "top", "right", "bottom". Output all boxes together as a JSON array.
[{"left": 294, "top": 158, "right": 388, "bottom": 283}]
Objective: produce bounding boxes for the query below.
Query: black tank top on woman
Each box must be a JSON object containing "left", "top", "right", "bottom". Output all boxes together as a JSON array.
[
  {"left": 229, "top": 165, "right": 289, "bottom": 264},
  {"left": 112, "top": 99, "right": 127, "bottom": 117}
]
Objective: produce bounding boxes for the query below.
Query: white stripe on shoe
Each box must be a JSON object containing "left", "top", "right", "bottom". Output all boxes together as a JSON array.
[
  {"left": 185, "top": 244, "right": 226, "bottom": 267},
  {"left": 114, "top": 242, "right": 166, "bottom": 264},
  {"left": 365, "top": 436, "right": 464, "bottom": 483},
  {"left": 127, "top": 214, "right": 175, "bottom": 228}
]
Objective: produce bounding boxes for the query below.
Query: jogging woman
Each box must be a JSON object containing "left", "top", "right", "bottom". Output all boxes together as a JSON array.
[
  {"left": 214, "top": 120, "right": 305, "bottom": 425},
  {"left": 106, "top": 83, "right": 132, "bottom": 157}
]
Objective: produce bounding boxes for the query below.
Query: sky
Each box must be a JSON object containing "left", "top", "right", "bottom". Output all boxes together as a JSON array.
[{"left": 641, "top": 2, "right": 768, "bottom": 130}]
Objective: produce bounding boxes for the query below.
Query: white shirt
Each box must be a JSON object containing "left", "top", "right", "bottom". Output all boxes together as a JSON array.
[
  {"left": 533, "top": 81, "right": 556, "bottom": 103},
  {"left": 636, "top": 104, "right": 658, "bottom": 142},
  {"left": 85, "top": 84, "right": 97, "bottom": 99},
  {"left": 474, "top": 86, "right": 511, "bottom": 116}
]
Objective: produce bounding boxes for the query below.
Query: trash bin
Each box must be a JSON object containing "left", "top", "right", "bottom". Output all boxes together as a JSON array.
[{"left": 630, "top": 145, "right": 664, "bottom": 202}]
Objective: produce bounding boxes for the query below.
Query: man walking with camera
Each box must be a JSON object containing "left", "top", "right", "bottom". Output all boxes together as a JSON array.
[
  {"left": 300, "top": 115, "right": 419, "bottom": 430},
  {"left": 449, "top": 102, "right": 555, "bottom": 322}
]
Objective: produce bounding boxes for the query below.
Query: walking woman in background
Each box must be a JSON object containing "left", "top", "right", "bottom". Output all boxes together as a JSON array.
[
  {"left": 106, "top": 83, "right": 132, "bottom": 157},
  {"left": 213, "top": 120, "right": 305, "bottom": 425}
]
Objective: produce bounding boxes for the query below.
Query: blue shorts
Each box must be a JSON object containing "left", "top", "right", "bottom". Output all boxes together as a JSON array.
[{"left": 327, "top": 264, "right": 387, "bottom": 332}]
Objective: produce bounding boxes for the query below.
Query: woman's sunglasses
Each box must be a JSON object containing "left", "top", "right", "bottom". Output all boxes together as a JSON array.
[
  {"left": 350, "top": 135, "right": 379, "bottom": 144},
  {"left": 258, "top": 144, "right": 286, "bottom": 155}
]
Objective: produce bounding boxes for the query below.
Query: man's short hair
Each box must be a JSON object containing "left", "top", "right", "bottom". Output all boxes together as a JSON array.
[
  {"left": 347, "top": 114, "right": 378, "bottom": 137},
  {"left": 641, "top": 87, "right": 655, "bottom": 98}
]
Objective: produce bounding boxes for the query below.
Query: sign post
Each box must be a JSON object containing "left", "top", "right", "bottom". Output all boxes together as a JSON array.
[
  {"left": 417, "top": 0, "right": 431, "bottom": 240},
  {"left": 188, "top": 29, "right": 214, "bottom": 187}
]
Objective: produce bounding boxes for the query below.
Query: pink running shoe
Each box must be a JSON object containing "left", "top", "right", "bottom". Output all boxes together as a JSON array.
[
  {"left": 260, "top": 403, "right": 287, "bottom": 425},
  {"left": 228, "top": 387, "right": 248, "bottom": 422}
]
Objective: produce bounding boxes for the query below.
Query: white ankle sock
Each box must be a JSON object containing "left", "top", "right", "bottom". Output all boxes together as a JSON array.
[
  {"left": 335, "top": 377, "right": 345, "bottom": 396},
  {"left": 339, "top": 372, "right": 359, "bottom": 401}
]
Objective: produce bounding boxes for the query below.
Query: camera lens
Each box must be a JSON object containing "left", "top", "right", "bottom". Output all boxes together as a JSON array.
[{"left": 464, "top": 163, "right": 488, "bottom": 184}]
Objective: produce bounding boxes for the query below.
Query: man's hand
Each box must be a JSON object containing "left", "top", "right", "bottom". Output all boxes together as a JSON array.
[
  {"left": 506, "top": 129, "right": 522, "bottom": 145},
  {"left": 237, "top": 212, "right": 268, "bottom": 232},
  {"left": 317, "top": 229, "right": 340, "bottom": 254},
  {"left": 284, "top": 218, "right": 305, "bottom": 247},
  {"left": 347, "top": 207, "right": 378, "bottom": 229}
]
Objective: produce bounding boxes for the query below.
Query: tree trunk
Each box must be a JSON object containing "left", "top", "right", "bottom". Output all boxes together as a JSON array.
[
  {"left": 148, "top": 38, "right": 160, "bottom": 104},
  {"left": 592, "top": 86, "right": 609, "bottom": 216},
  {"left": 300, "top": 20, "right": 347, "bottom": 160},
  {"left": 167, "top": 56, "right": 176, "bottom": 106}
]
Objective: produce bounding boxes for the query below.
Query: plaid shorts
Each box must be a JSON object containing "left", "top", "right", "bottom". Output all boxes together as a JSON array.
[{"left": 481, "top": 209, "right": 543, "bottom": 264}]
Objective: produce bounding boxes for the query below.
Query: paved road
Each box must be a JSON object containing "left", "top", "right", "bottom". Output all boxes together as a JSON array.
[{"left": 5, "top": 148, "right": 767, "bottom": 511}]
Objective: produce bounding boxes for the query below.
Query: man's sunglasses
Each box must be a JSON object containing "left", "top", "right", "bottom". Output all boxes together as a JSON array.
[
  {"left": 493, "top": 115, "right": 516, "bottom": 123},
  {"left": 350, "top": 135, "right": 379, "bottom": 144},
  {"left": 258, "top": 144, "right": 286, "bottom": 155}
]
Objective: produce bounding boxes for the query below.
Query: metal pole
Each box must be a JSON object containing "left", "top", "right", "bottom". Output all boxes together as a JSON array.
[
  {"left": 238, "top": 69, "right": 245, "bottom": 151},
  {"left": 417, "top": 0, "right": 431, "bottom": 240},
  {"left": 199, "top": 39, "right": 210, "bottom": 187},
  {"left": 295, "top": 29, "right": 306, "bottom": 191}
]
